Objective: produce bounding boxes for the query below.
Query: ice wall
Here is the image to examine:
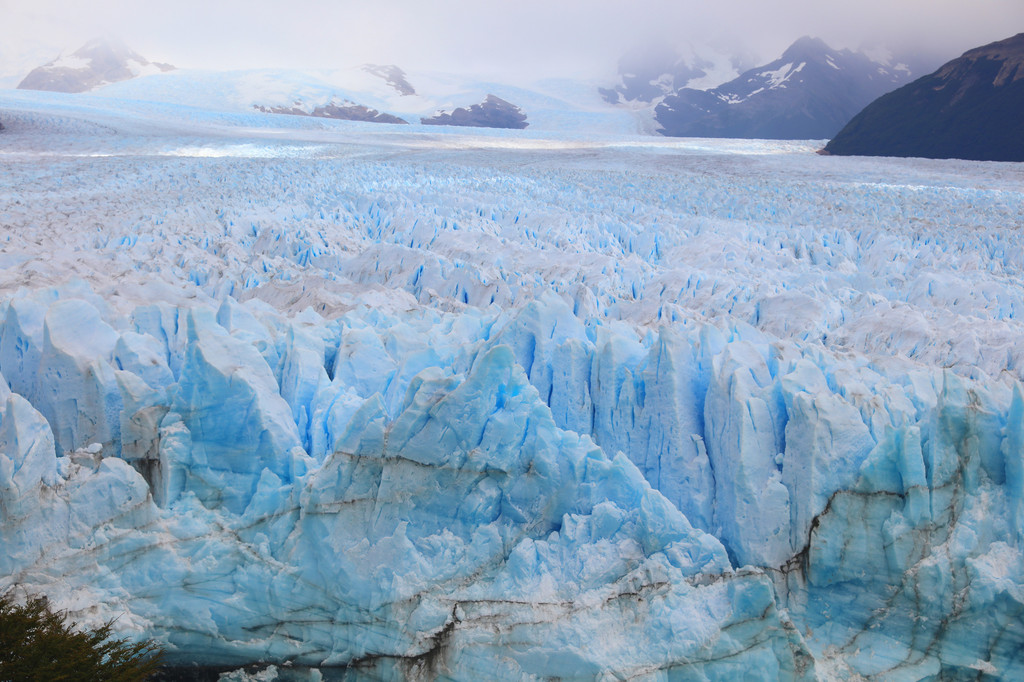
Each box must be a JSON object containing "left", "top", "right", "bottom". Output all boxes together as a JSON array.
[
  {"left": 0, "top": 291, "right": 820, "bottom": 678},
  {"left": 2, "top": 286, "right": 1022, "bottom": 678}
]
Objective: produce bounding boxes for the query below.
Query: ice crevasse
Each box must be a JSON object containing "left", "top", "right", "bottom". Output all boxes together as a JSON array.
[{"left": 1, "top": 286, "right": 1023, "bottom": 679}]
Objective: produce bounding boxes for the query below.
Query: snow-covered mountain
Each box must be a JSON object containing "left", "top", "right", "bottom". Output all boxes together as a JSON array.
[
  {"left": 253, "top": 69, "right": 531, "bottom": 129},
  {"left": 253, "top": 64, "right": 418, "bottom": 125},
  {"left": 85, "top": 65, "right": 638, "bottom": 134},
  {"left": 598, "top": 42, "right": 757, "bottom": 105},
  {"left": 17, "top": 37, "right": 174, "bottom": 93},
  {"left": 655, "top": 36, "right": 916, "bottom": 139},
  {"left": 362, "top": 63, "right": 417, "bottom": 96},
  {"left": 13, "top": 44, "right": 565, "bottom": 131},
  {"left": 826, "top": 32, "right": 1024, "bottom": 161}
]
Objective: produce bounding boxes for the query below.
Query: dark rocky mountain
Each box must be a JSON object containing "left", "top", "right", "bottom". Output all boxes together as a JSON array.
[
  {"left": 17, "top": 38, "right": 174, "bottom": 93},
  {"left": 655, "top": 37, "right": 914, "bottom": 139},
  {"left": 421, "top": 95, "right": 528, "bottom": 129},
  {"left": 362, "top": 64, "right": 416, "bottom": 96},
  {"left": 824, "top": 33, "right": 1024, "bottom": 161},
  {"left": 255, "top": 102, "right": 408, "bottom": 124}
]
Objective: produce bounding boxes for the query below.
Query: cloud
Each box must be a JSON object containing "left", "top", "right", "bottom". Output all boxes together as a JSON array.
[{"left": 1, "top": 0, "right": 1022, "bottom": 81}]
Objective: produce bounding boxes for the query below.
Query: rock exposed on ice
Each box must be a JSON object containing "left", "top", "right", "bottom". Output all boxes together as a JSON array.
[{"left": 421, "top": 95, "right": 528, "bottom": 129}]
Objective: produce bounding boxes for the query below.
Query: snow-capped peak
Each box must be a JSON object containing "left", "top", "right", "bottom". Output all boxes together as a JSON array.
[
  {"left": 758, "top": 61, "right": 806, "bottom": 88},
  {"left": 599, "top": 41, "right": 755, "bottom": 105},
  {"left": 17, "top": 37, "right": 174, "bottom": 93},
  {"left": 655, "top": 35, "right": 920, "bottom": 139}
]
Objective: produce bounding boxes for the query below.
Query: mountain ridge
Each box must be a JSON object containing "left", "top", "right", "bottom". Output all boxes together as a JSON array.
[
  {"left": 421, "top": 94, "right": 528, "bottom": 129},
  {"left": 598, "top": 42, "right": 755, "bottom": 105},
  {"left": 824, "top": 32, "right": 1024, "bottom": 161},
  {"left": 653, "top": 36, "right": 914, "bottom": 139},
  {"left": 17, "top": 37, "right": 173, "bottom": 93}
]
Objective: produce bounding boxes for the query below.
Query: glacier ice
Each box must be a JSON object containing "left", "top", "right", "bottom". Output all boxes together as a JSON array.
[{"left": 1, "top": 90, "right": 1024, "bottom": 678}]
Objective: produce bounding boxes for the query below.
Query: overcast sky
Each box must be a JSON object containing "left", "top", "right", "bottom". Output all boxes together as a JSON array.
[{"left": 2, "top": 0, "right": 1022, "bottom": 82}]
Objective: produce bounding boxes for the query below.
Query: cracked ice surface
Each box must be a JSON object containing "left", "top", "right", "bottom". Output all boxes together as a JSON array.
[{"left": 2, "top": 90, "right": 1024, "bottom": 678}]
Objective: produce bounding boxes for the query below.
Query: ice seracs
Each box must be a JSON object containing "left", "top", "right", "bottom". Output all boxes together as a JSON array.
[
  {"left": 0, "top": 89, "right": 1023, "bottom": 678},
  {"left": 0, "top": 293, "right": 816, "bottom": 677}
]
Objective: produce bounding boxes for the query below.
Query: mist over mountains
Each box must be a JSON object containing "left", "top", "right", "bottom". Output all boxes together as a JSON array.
[
  {"left": 17, "top": 37, "right": 174, "bottom": 93},
  {"left": 12, "top": 34, "right": 943, "bottom": 141},
  {"left": 600, "top": 36, "right": 939, "bottom": 139}
]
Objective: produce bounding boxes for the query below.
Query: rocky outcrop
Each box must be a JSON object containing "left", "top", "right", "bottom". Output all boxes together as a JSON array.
[
  {"left": 255, "top": 102, "right": 408, "bottom": 125},
  {"left": 362, "top": 64, "right": 416, "bottom": 96},
  {"left": 421, "top": 95, "right": 528, "bottom": 129}
]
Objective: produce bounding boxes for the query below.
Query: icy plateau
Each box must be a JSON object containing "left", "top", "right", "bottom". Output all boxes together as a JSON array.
[{"left": 1, "top": 90, "right": 1024, "bottom": 680}]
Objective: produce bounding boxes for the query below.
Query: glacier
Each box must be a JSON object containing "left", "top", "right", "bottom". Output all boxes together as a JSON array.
[{"left": 1, "top": 89, "right": 1024, "bottom": 679}]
